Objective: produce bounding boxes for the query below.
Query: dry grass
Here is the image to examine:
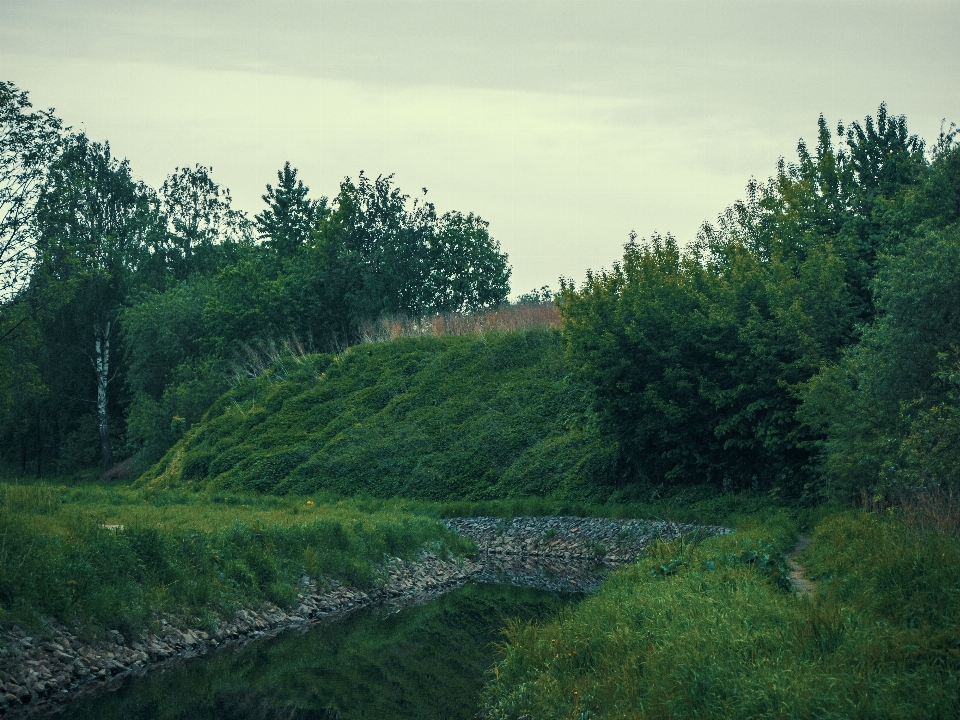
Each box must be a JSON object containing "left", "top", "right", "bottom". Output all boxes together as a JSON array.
[
  {"left": 358, "top": 302, "right": 560, "bottom": 343},
  {"left": 861, "top": 486, "right": 960, "bottom": 537}
]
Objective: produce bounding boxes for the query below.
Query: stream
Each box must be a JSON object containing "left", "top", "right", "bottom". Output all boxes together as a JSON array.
[{"left": 46, "top": 566, "right": 597, "bottom": 719}]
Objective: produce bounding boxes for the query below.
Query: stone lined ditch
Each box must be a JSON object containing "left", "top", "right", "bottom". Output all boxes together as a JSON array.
[{"left": 1, "top": 517, "right": 730, "bottom": 718}]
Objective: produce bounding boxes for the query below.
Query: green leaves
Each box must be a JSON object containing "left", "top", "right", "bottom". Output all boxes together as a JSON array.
[
  {"left": 255, "top": 162, "right": 326, "bottom": 260},
  {"left": 736, "top": 541, "right": 792, "bottom": 592},
  {"left": 559, "top": 105, "right": 956, "bottom": 499},
  {"left": 298, "top": 172, "right": 510, "bottom": 344},
  {"left": 561, "top": 226, "right": 835, "bottom": 493}
]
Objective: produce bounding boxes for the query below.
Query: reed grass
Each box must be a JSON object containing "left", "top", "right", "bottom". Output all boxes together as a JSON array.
[{"left": 357, "top": 302, "right": 560, "bottom": 344}]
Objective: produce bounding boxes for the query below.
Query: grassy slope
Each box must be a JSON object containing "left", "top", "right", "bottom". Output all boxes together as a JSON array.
[
  {"left": 482, "top": 510, "right": 960, "bottom": 719},
  {"left": 141, "top": 329, "right": 615, "bottom": 501}
]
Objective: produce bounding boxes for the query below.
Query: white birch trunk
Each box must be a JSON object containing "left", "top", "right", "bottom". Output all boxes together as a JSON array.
[{"left": 94, "top": 319, "right": 112, "bottom": 468}]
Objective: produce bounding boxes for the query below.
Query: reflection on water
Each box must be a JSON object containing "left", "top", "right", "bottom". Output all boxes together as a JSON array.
[
  {"left": 472, "top": 552, "right": 609, "bottom": 593},
  {"left": 52, "top": 581, "right": 583, "bottom": 720}
]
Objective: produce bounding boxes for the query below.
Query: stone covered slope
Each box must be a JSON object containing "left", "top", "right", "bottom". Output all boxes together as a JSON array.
[{"left": 446, "top": 515, "right": 732, "bottom": 565}]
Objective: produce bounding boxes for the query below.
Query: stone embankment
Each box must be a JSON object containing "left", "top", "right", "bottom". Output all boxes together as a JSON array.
[
  {"left": 0, "top": 551, "right": 478, "bottom": 717},
  {"left": 446, "top": 515, "right": 731, "bottom": 565},
  {"left": 0, "top": 516, "right": 729, "bottom": 717}
]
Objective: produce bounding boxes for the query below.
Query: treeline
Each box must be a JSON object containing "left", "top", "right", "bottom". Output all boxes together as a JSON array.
[
  {"left": 560, "top": 106, "right": 960, "bottom": 500},
  {"left": 0, "top": 81, "right": 511, "bottom": 477}
]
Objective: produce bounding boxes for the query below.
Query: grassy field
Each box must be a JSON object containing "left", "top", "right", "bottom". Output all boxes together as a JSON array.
[
  {"left": 482, "top": 505, "right": 960, "bottom": 719},
  {"left": 0, "top": 478, "right": 473, "bottom": 644}
]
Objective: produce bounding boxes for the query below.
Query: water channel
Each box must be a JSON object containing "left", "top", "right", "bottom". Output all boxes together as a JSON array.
[{"left": 49, "top": 559, "right": 603, "bottom": 720}]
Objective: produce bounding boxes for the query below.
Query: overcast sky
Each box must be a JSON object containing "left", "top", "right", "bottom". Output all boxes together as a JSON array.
[{"left": 2, "top": 0, "right": 958, "bottom": 295}]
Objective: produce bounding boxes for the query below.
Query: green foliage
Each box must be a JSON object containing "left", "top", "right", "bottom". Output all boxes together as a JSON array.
[
  {"left": 1, "top": 84, "right": 511, "bottom": 479},
  {"left": 560, "top": 226, "right": 844, "bottom": 494},
  {"left": 0, "top": 80, "right": 64, "bottom": 301},
  {"left": 255, "top": 161, "right": 327, "bottom": 260},
  {"left": 291, "top": 172, "right": 510, "bottom": 345},
  {"left": 141, "top": 330, "right": 615, "bottom": 502},
  {"left": 482, "top": 510, "right": 960, "bottom": 719},
  {"left": 560, "top": 105, "right": 960, "bottom": 501},
  {"left": 157, "top": 164, "right": 252, "bottom": 281},
  {"left": 802, "top": 223, "right": 960, "bottom": 498}
]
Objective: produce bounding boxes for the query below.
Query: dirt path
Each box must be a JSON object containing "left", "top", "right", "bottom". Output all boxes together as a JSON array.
[{"left": 787, "top": 534, "right": 815, "bottom": 595}]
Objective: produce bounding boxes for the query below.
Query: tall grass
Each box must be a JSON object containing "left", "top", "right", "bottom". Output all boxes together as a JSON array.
[
  {"left": 357, "top": 302, "right": 560, "bottom": 344},
  {"left": 861, "top": 485, "right": 960, "bottom": 537},
  {"left": 482, "top": 510, "right": 960, "bottom": 719},
  {"left": 0, "top": 480, "right": 472, "bottom": 641}
]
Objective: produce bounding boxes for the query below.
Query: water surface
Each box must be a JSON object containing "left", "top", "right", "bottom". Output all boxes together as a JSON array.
[{"left": 55, "top": 583, "right": 578, "bottom": 720}]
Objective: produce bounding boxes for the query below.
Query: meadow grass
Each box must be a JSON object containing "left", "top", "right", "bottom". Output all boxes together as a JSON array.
[
  {"left": 482, "top": 509, "right": 960, "bottom": 719},
  {"left": 0, "top": 477, "right": 473, "bottom": 644}
]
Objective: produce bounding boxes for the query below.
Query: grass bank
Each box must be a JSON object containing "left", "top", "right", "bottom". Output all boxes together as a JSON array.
[
  {"left": 482, "top": 508, "right": 960, "bottom": 719},
  {"left": 139, "top": 329, "right": 615, "bottom": 501},
  {"left": 0, "top": 479, "right": 472, "bottom": 646}
]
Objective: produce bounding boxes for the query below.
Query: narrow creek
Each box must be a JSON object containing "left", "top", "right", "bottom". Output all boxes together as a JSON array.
[
  {"left": 12, "top": 517, "right": 726, "bottom": 718},
  {"left": 48, "top": 579, "right": 583, "bottom": 719}
]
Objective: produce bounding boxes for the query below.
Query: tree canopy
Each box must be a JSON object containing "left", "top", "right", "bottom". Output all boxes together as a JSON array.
[
  {"left": 560, "top": 106, "right": 960, "bottom": 499},
  {"left": 0, "top": 88, "right": 512, "bottom": 475}
]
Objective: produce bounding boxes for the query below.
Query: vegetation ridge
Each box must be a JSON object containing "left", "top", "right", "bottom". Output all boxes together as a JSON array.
[{"left": 139, "top": 329, "right": 615, "bottom": 502}]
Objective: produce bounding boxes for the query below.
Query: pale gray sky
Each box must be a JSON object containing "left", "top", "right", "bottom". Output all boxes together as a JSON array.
[{"left": 2, "top": 0, "right": 958, "bottom": 295}]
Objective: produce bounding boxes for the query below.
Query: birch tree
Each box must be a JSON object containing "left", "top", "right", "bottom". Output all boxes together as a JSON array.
[{"left": 33, "top": 134, "right": 159, "bottom": 468}]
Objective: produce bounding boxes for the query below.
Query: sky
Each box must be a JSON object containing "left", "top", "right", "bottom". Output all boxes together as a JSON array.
[{"left": 2, "top": 0, "right": 959, "bottom": 296}]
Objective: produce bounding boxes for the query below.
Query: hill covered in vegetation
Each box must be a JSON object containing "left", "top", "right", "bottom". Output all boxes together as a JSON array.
[
  {"left": 139, "top": 329, "right": 615, "bottom": 501},
  {"left": 140, "top": 105, "right": 960, "bottom": 509}
]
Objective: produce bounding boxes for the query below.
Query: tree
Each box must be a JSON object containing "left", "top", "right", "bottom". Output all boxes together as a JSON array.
[
  {"left": 255, "top": 162, "right": 326, "bottom": 260},
  {"left": 299, "top": 172, "right": 510, "bottom": 344},
  {"left": 32, "top": 134, "right": 161, "bottom": 468},
  {"left": 158, "top": 164, "right": 251, "bottom": 281},
  {"left": 802, "top": 224, "right": 960, "bottom": 496},
  {"left": 425, "top": 210, "right": 511, "bottom": 314},
  {"left": 0, "top": 81, "right": 63, "bottom": 305}
]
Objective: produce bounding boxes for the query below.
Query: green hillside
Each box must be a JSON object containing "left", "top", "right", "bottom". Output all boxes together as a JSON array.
[{"left": 139, "top": 329, "right": 615, "bottom": 501}]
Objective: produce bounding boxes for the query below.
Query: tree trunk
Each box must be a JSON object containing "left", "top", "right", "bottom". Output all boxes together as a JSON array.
[
  {"left": 35, "top": 410, "right": 41, "bottom": 478},
  {"left": 94, "top": 319, "right": 113, "bottom": 469}
]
